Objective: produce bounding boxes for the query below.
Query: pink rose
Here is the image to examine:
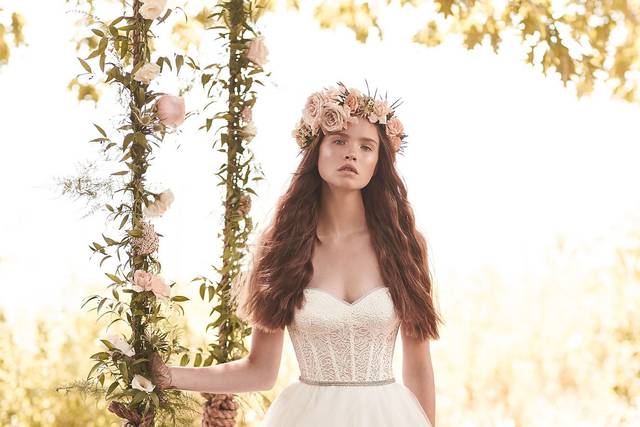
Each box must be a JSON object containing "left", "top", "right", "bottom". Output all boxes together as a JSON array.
[
  {"left": 389, "top": 135, "right": 402, "bottom": 152},
  {"left": 319, "top": 102, "right": 352, "bottom": 134},
  {"left": 385, "top": 116, "right": 404, "bottom": 137},
  {"left": 344, "top": 93, "right": 359, "bottom": 113},
  {"left": 241, "top": 106, "right": 252, "bottom": 122},
  {"left": 150, "top": 275, "right": 171, "bottom": 300},
  {"left": 156, "top": 95, "right": 185, "bottom": 128},
  {"left": 247, "top": 35, "right": 269, "bottom": 66},
  {"left": 132, "top": 270, "right": 171, "bottom": 300},
  {"left": 302, "top": 92, "right": 325, "bottom": 133},
  {"left": 132, "top": 270, "right": 154, "bottom": 291},
  {"left": 291, "top": 118, "right": 311, "bottom": 148}
]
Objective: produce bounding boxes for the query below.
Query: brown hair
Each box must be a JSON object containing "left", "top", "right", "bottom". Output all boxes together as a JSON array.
[{"left": 232, "top": 125, "right": 444, "bottom": 341}]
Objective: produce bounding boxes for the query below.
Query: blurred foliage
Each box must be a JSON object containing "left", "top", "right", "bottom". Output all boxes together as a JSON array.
[
  {"left": 0, "top": 8, "right": 25, "bottom": 66},
  {"left": 298, "top": 0, "right": 640, "bottom": 103},
  {"left": 0, "top": 309, "right": 120, "bottom": 426}
]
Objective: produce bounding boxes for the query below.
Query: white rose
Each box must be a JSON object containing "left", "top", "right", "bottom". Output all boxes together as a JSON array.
[
  {"left": 133, "top": 62, "right": 161, "bottom": 85},
  {"left": 241, "top": 122, "right": 257, "bottom": 142},
  {"left": 140, "top": 0, "right": 168, "bottom": 20},
  {"left": 247, "top": 35, "right": 269, "bottom": 66},
  {"left": 143, "top": 189, "right": 174, "bottom": 218},
  {"left": 131, "top": 374, "right": 155, "bottom": 393},
  {"left": 103, "top": 334, "right": 135, "bottom": 357}
]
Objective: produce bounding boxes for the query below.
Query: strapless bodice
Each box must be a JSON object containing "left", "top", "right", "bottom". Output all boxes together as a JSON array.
[{"left": 287, "top": 286, "right": 400, "bottom": 384}]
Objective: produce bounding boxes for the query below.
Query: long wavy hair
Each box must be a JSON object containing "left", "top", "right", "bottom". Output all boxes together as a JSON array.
[{"left": 232, "top": 124, "right": 444, "bottom": 341}]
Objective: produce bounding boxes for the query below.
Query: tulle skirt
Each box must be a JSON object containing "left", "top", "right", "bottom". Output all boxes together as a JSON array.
[{"left": 260, "top": 379, "right": 432, "bottom": 426}]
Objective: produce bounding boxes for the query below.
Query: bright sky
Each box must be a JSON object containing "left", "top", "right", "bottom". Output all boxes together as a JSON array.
[{"left": 1, "top": 0, "right": 639, "bottom": 349}]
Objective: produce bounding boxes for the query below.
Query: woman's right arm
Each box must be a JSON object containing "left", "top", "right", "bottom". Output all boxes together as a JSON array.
[{"left": 166, "top": 326, "right": 285, "bottom": 394}]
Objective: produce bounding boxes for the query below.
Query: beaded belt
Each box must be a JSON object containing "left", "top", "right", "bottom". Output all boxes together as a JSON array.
[{"left": 299, "top": 376, "right": 395, "bottom": 386}]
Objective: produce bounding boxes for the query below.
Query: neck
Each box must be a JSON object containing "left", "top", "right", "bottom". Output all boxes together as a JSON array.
[{"left": 317, "top": 183, "right": 368, "bottom": 240}]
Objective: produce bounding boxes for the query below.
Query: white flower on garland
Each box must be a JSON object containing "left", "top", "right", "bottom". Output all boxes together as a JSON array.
[
  {"left": 131, "top": 374, "right": 155, "bottom": 392},
  {"left": 102, "top": 334, "right": 135, "bottom": 357},
  {"left": 143, "top": 189, "right": 174, "bottom": 217},
  {"left": 140, "top": 0, "right": 168, "bottom": 20},
  {"left": 241, "top": 122, "right": 257, "bottom": 142},
  {"left": 133, "top": 62, "right": 161, "bottom": 85},
  {"left": 247, "top": 35, "right": 269, "bottom": 66}
]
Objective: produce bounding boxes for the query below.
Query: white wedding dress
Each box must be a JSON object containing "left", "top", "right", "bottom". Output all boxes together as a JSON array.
[{"left": 260, "top": 285, "right": 432, "bottom": 426}]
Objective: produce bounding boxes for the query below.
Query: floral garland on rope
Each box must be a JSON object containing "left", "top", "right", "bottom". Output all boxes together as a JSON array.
[
  {"left": 65, "top": 0, "right": 201, "bottom": 425},
  {"left": 167, "top": 0, "right": 272, "bottom": 424}
]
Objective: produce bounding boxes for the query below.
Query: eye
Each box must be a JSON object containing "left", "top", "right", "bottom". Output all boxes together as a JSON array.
[
  {"left": 334, "top": 138, "right": 345, "bottom": 145},
  {"left": 362, "top": 145, "right": 373, "bottom": 151}
]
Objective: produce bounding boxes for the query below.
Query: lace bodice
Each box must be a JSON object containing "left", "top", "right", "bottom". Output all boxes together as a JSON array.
[{"left": 287, "top": 286, "right": 400, "bottom": 384}]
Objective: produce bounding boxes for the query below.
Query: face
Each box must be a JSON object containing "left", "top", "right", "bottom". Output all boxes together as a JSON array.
[{"left": 317, "top": 117, "right": 380, "bottom": 191}]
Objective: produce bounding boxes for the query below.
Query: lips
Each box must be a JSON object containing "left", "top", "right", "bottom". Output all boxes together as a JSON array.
[{"left": 338, "top": 164, "right": 358, "bottom": 174}]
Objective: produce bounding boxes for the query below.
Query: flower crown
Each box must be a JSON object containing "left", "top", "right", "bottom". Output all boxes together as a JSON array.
[{"left": 291, "top": 81, "right": 407, "bottom": 153}]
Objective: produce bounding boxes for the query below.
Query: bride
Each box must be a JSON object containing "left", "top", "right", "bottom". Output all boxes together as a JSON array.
[{"left": 150, "top": 81, "right": 443, "bottom": 426}]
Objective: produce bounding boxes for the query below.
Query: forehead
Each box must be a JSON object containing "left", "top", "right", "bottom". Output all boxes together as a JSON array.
[{"left": 327, "top": 120, "right": 379, "bottom": 143}]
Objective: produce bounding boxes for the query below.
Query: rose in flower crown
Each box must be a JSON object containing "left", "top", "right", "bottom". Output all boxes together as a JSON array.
[{"left": 292, "top": 81, "right": 407, "bottom": 153}]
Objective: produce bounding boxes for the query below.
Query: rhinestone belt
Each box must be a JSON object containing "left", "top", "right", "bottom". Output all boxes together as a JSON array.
[{"left": 299, "top": 376, "right": 395, "bottom": 386}]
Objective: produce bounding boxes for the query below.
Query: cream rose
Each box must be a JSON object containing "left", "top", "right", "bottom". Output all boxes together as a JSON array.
[
  {"left": 321, "top": 87, "right": 341, "bottom": 103},
  {"left": 302, "top": 92, "right": 325, "bottom": 134},
  {"left": 241, "top": 122, "right": 257, "bottom": 142},
  {"left": 368, "top": 99, "right": 391, "bottom": 124},
  {"left": 133, "top": 62, "right": 160, "bottom": 85},
  {"left": 385, "top": 116, "right": 404, "bottom": 137},
  {"left": 131, "top": 374, "right": 155, "bottom": 393},
  {"left": 156, "top": 95, "right": 185, "bottom": 128},
  {"left": 247, "top": 35, "right": 269, "bottom": 66},
  {"left": 140, "top": 0, "right": 168, "bottom": 20},
  {"left": 319, "top": 102, "right": 352, "bottom": 134},
  {"left": 144, "top": 189, "right": 174, "bottom": 217}
]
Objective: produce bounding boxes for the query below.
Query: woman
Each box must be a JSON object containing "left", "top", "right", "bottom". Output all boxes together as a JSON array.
[{"left": 150, "top": 81, "right": 443, "bottom": 426}]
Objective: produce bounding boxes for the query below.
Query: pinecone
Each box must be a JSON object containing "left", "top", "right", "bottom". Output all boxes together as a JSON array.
[
  {"left": 108, "top": 401, "right": 140, "bottom": 424},
  {"left": 200, "top": 393, "right": 240, "bottom": 427}
]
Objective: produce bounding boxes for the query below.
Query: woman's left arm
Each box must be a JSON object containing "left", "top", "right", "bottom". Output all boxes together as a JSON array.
[{"left": 401, "top": 326, "right": 436, "bottom": 427}]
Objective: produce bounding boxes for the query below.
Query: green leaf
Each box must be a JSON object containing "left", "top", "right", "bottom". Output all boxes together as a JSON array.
[
  {"left": 105, "top": 273, "right": 123, "bottom": 284},
  {"left": 150, "top": 392, "right": 160, "bottom": 408},
  {"left": 78, "top": 57, "right": 92, "bottom": 73},
  {"left": 106, "top": 380, "right": 119, "bottom": 396},
  {"left": 131, "top": 390, "right": 147, "bottom": 406},
  {"left": 111, "top": 170, "right": 129, "bottom": 176},
  {"left": 194, "top": 353, "right": 202, "bottom": 367},
  {"left": 170, "top": 296, "right": 189, "bottom": 302},
  {"left": 180, "top": 354, "right": 189, "bottom": 366}
]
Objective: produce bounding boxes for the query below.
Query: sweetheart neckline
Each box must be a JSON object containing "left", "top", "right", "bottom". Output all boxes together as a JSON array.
[{"left": 304, "top": 285, "right": 389, "bottom": 306}]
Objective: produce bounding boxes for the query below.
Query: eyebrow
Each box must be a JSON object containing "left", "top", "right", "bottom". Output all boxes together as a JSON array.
[{"left": 329, "top": 131, "right": 378, "bottom": 146}]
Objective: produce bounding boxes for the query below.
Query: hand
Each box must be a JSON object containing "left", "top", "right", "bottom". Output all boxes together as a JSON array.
[{"left": 148, "top": 351, "right": 173, "bottom": 391}]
